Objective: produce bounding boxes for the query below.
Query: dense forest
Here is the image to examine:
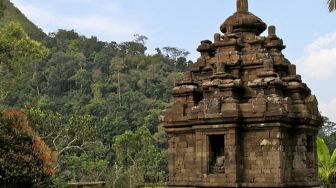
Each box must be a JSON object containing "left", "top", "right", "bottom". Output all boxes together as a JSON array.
[
  {"left": 0, "top": 1, "right": 193, "bottom": 187},
  {"left": 0, "top": 0, "right": 336, "bottom": 187},
  {"left": 0, "top": 23, "right": 194, "bottom": 187}
]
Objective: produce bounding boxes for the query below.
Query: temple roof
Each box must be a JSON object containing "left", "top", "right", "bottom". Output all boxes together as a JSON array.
[
  {"left": 162, "top": 0, "right": 323, "bottom": 128},
  {"left": 220, "top": 0, "right": 267, "bottom": 35}
]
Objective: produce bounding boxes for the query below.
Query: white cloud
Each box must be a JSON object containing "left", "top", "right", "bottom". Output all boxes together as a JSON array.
[
  {"left": 10, "top": 0, "right": 144, "bottom": 40},
  {"left": 306, "top": 33, "right": 336, "bottom": 53},
  {"left": 320, "top": 98, "right": 336, "bottom": 123},
  {"left": 295, "top": 32, "right": 336, "bottom": 79}
]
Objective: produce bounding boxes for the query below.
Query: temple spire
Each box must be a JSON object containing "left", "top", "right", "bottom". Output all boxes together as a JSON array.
[{"left": 237, "top": 0, "right": 248, "bottom": 12}]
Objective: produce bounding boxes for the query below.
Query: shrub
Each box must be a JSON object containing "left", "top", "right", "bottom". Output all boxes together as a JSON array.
[{"left": 0, "top": 109, "right": 54, "bottom": 187}]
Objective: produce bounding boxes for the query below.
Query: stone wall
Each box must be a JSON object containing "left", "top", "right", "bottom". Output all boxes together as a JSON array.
[{"left": 166, "top": 126, "right": 319, "bottom": 187}]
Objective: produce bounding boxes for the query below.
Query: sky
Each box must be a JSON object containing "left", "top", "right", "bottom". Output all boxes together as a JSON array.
[{"left": 10, "top": 0, "right": 336, "bottom": 122}]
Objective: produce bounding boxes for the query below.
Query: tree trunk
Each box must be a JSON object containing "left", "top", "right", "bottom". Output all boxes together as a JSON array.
[{"left": 118, "top": 71, "right": 121, "bottom": 107}]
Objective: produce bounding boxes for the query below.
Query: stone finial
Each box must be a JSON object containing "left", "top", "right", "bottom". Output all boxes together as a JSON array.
[
  {"left": 197, "top": 40, "right": 213, "bottom": 55},
  {"left": 184, "top": 71, "right": 192, "bottom": 81},
  {"left": 200, "top": 40, "right": 212, "bottom": 45},
  {"left": 288, "top": 64, "right": 296, "bottom": 76},
  {"left": 268, "top": 25, "right": 276, "bottom": 36},
  {"left": 237, "top": 0, "right": 248, "bottom": 12},
  {"left": 214, "top": 33, "right": 221, "bottom": 43}
]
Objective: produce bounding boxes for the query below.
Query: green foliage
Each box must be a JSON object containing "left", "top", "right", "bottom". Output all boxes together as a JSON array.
[
  {"left": 0, "top": 22, "right": 48, "bottom": 105},
  {"left": 328, "top": 0, "right": 336, "bottom": 12},
  {"left": 319, "top": 117, "right": 336, "bottom": 152},
  {"left": 24, "top": 107, "right": 108, "bottom": 185},
  {"left": 317, "top": 137, "right": 336, "bottom": 187},
  {"left": 0, "top": 22, "right": 47, "bottom": 62},
  {"left": 162, "top": 47, "right": 189, "bottom": 60},
  {"left": 113, "top": 126, "right": 167, "bottom": 187},
  {"left": 55, "top": 154, "right": 108, "bottom": 186},
  {"left": 0, "top": 0, "right": 46, "bottom": 41},
  {"left": 322, "top": 117, "right": 336, "bottom": 136},
  {"left": 317, "top": 117, "right": 336, "bottom": 186},
  {"left": 0, "top": 109, "right": 54, "bottom": 187},
  {"left": 0, "top": 9, "right": 191, "bottom": 185}
]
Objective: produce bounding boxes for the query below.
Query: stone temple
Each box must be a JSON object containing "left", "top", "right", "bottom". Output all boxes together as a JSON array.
[{"left": 162, "top": 0, "right": 323, "bottom": 187}]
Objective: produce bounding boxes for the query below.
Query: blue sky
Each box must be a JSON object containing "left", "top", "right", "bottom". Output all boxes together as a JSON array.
[{"left": 10, "top": 0, "right": 336, "bottom": 122}]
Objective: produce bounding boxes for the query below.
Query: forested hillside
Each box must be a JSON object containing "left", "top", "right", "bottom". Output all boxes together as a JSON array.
[
  {"left": 0, "top": 0, "right": 46, "bottom": 41},
  {"left": 0, "top": 2, "right": 192, "bottom": 186},
  {"left": 1, "top": 23, "right": 194, "bottom": 186}
]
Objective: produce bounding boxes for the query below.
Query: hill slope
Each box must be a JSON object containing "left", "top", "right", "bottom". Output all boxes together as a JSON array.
[{"left": 0, "top": 0, "right": 46, "bottom": 41}]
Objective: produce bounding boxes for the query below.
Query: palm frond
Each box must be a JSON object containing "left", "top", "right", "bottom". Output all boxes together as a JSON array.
[
  {"left": 328, "top": 0, "right": 336, "bottom": 12},
  {"left": 331, "top": 148, "right": 336, "bottom": 165},
  {"left": 317, "top": 137, "right": 331, "bottom": 164}
]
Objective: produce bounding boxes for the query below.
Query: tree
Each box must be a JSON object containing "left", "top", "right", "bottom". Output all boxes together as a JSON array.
[
  {"left": 162, "top": 47, "right": 190, "bottom": 76},
  {"left": 0, "top": 22, "right": 48, "bottom": 105},
  {"left": 46, "top": 29, "right": 79, "bottom": 52},
  {"left": 0, "top": 26, "right": 189, "bottom": 187},
  {"left": 317, "top": 136, "right": 336, "bottom": 187},
  {"left": 176, "top": 57, "right": 193, "bottom": 72},
  {"left": 320, "top": 117, "right": 336, "bottom": 136},
  {"left": 119, "top": 41, "right": 147, "bottom": 56},
  {"left": 113, "top": 126, "right": 167, "bottom": 187},
  {"left": 328, "top": 0, "right": 336, "bottom": 12},
  {"left": 319, "top": 117, "right": 336, "bottom": 152},
  {"left": 133, "top": 34, "right": 148, "bottom": 45},
  {"left": 0, "top": 21, "right": 48, "bottom": 74},
  {"left": 24, "top": 107, "right": 108, "bottom": 186},
  {"left": 0, "top": 109, "right": 54, "bottom": 187},
  {"left": 162, "top": 47, "right": 189, "bottom": 63},
  {"left": 110, "top": 57, "right": 125, "bottom": 107}
]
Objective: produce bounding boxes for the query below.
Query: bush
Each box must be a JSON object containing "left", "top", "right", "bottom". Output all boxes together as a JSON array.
[{"left": 0, "top": 109, "right": 54, "bottom": 187}]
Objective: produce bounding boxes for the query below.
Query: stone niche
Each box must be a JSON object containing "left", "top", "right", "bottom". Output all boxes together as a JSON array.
[{"left": 162, "top": 0, "right": 323, "bottom": 187}]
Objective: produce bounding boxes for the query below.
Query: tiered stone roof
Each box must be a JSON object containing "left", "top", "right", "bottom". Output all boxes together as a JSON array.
[{"left": 163, "top": 0, "right": 322, "bottom": 127}]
